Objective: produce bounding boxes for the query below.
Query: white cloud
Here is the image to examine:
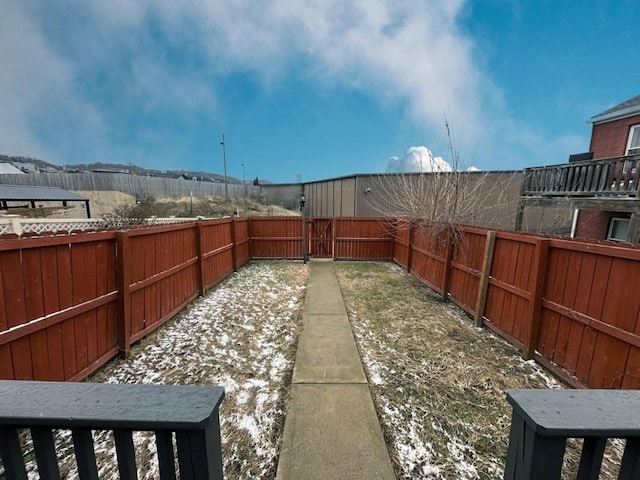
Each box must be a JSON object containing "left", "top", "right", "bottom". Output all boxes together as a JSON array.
[
  {"left": 0, "top": 1, "right": 580, "bottom": 170},
  {"left": 175, "top": 0, "right": 486, "bottom": 143},
  {"left": 0, "top": 3, "right": 75, "bottom": 160},
  {"left": 386, "top": 146, "right": 452, "bottom": 173},
  {"left": 0, "top": 1, "right": 489, "bottom": 158}
]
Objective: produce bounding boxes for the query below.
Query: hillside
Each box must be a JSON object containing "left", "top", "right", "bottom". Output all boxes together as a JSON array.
[
  {"left": 0, "top": 154, "right": 271, "bottom": 185},
  {"left": 0, "top": 154, "right": 291, "bottom": 219}
]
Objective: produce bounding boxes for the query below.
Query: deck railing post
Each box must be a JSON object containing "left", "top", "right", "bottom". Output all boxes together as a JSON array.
[
  {"left": 176, "top": 414, "right": 224, "bottom": 480},
  {"left": 0, "top": 382, "right": 225, "bottom": 480},
  {"left": 116, "top": 231, "right": 132, "bottom": 359},
  {"left": 505, "top": 389, "right": 640, "bottom": 480}
]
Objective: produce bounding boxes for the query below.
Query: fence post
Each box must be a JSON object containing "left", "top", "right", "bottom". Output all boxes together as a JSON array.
[
  {"left": 523, "top": 238, "right": 550, "bottom": 360},
  {"left": 196, "top": 221, "right": 206, "bottom": 295},
  {"left": 116, "top": 231, "right": 132, "bottom": 359},
  {"left": 406, "top": 222, "right": 414, "bottom": 273},
  {"left": 441, "top": 227, "right": 454, "bottom": 301},
  {"left": 9, "top": 216, "right": 23, "bottom": 236},
  {"left": 474, "top": 231, "right": 496, "bottom": 327},
  {"left": 230, "top": 218, "right": 238, "bottom": 272},
  {"left": 389, "top": 219, "right": 396, "bottom": 261},
  {"left": 248, "top": 218, "right": 253, "bottom": 260}
]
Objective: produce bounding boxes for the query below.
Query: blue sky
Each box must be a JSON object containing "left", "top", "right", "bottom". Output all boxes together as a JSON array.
[{"left": 1, "top": 1, "right": 638, "bottom": 183}]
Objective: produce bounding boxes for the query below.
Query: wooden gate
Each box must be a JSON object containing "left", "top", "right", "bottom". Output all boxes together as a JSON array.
[{"left": 310, "top": 218, "right": 333, "bottom": 258}]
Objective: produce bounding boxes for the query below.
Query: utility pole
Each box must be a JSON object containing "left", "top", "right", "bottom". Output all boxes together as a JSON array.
[
  {"left": 240, "top": 163, "right": 246, "bottom": 197},
  {"left": 220, "top": 134, "right": 229, "bottom": 199}
]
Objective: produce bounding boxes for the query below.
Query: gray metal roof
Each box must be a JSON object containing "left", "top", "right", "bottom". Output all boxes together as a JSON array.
[
  {"left": 0, "top": 163, "right": 25, "bottom": 174},
  {"left": 588, "top": 94, "right": 640, "bottom": 124},
  {"left": 0, "top": 184, "right": 88, "bottom": 201}
]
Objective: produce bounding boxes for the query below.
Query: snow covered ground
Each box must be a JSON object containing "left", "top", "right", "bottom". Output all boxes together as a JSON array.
[
  {"left": 15, "top": 259, "right": 622, "bottom": 479},
  {"left": 335, "top": 261, "right": 567, "bottom": 480},
  {"left": 23, "top": 261, "right": 308, "bottom": 479}
]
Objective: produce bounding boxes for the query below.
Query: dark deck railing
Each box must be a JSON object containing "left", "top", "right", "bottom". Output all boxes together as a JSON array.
[
  {"left": 0, "top": 381, "right": 225, "bottom": 479},
  {"left": 522, "top": 155, "right": 640, "bottom": 197},
  {"left": 504, "top": 389, "right": 640, "bottom": 479}
]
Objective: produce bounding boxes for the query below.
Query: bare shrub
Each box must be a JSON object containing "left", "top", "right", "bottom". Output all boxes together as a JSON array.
[
  {"left": 101, "top": 201, "right": 158, "bottom": 229},
  {"left": 366, "top": 120, "right": 522, "bottom": 245}
]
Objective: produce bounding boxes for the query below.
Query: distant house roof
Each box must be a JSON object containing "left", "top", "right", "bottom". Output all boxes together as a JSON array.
[
  {"left": 588, "top": 94, "right": 640, "bottom": 124},
  {"left": 0, "top": 184, "right": 87, "bottom": 201},
  {"left": 91, "top": 168, "right": 130, "bottom": 174},
  {"left": 0, "top": 163, "right": 25, "bottom": 174}
]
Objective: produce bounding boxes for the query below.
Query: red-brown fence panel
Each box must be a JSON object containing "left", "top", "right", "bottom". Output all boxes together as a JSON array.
[
  {"left": 309, "top": 218, "right": 333, "bottom": 258},
  {"left": 402, "top": 221, "right": 640, "bottom": 390},
  {"left": 482, "top": 232, "right": 537, "bottom": 347},
  {"left": 410, "top": 226, "right": 449, "bottom": 294},
  {"left": 4, "top": 216, "right": 640, "bottom": 391},
  {"left": 0, "top": 218, "right": 249, "bottom": 383},
  {"left": 0, "top": 233, "right": 118, "bottom": 382},
  {"left": 234, "top": 218, "right": 251, "bottom": 268},
  {"left": 200, "top": 219, "right": 234, "bottom": 289},
  {"left": 392, "top": 221, "right": 411, "bottom": 269},
  {"left": 334, "top": 218, "right": 394, "bottom": 260},
  {"left": 250, "top": 217, "right": 302, "bottom": 259},
  {"left": 126, "top": 224, "right": 200, "bottom": 344},
  {"left": 448, "top": 227, "right": 488, "bottom": 315},
  {"left": 536, "top": 240, "right": 640, "bottom": 388}
]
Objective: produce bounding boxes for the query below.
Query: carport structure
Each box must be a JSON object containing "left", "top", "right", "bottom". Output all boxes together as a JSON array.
[{"left": 0, "top": 184, "right": 90, "bottom": 218}]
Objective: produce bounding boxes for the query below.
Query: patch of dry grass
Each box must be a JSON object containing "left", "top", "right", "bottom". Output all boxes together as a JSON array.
[
  {"left": 20, "top": 261, "right": 309, "bottom": 480},
  {"left": 335, "top": 261, "right": 622, "bottom": 480},
  {"left": 150, "top": 195, "right": 299, "bottom": 218}
]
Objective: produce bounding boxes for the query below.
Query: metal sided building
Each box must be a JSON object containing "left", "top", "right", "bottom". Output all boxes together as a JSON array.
[{"left": 259, "top": 171, "right": 557, "bottom": 232}]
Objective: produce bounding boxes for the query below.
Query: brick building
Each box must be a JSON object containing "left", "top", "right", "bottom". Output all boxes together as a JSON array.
[
  {"left": 574, "top": 95, "right": 640, "bottom": 241},
  {"left": 519, "top": 94, "right": 640, "bottom": 243}
]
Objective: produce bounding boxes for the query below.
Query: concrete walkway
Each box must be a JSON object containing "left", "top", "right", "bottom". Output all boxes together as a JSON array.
[{"left": 276, "top": 259, "right": 396, "bottom": 480}]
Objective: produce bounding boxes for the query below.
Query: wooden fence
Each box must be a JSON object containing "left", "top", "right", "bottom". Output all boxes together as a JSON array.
[
  {"left": 1, "top": 216, "right": 639, "bottom": 390},
  {"left": 333, "top": 218, "right": 394, "bottom": 260},
  {"left": 394, "top": 223, "right": 640, "bottom": 390},
  {"left": 0, "top": 219, "right": 249, "bottom": 381}
]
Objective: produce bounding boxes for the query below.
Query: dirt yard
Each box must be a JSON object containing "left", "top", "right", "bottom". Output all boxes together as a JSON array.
[
  {"left": 335, "top": 261, "right": 622, "bottom": 480},
  {"left": 22, "top": 261, "right": 309, "bottom": 480},
  {"left": 5, "top": 192, "right": 298, "bottom": 219},
  {"left": 17, "top": 260, "right": 623, "bottom": 479}
]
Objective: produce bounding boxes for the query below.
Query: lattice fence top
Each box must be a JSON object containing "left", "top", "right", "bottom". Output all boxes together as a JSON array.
[
  {"left": 25, "top": 220, "right": 107, "bottom": 234},
  {"left": 0, "top": 222, "right": 12, "bottom": 235},
  {"left": 0, "top": 217, "right": 196, "bottom": 236}
]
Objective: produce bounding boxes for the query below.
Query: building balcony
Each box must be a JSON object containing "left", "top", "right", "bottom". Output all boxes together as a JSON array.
[{"left": 522, "top": 155, "right": 639, "bottom": 201}]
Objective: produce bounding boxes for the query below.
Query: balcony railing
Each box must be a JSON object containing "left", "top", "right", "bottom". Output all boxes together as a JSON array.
[
  {"left": 505, "top": 389, "right": 640, "bottom": 479},
  {"left": 522, "top": 155, "right": 640, "bottom": 198},
  {"left": 0, "top": 381, "right": 225, "bottom": 479}
]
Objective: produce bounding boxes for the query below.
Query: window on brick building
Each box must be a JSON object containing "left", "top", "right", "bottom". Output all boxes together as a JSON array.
[
  {"left": 626, "top": 124, "right": 640, "bottom": 155},
  {"left": 607, "top": 217, "right": 630, "bottom": 242}
]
